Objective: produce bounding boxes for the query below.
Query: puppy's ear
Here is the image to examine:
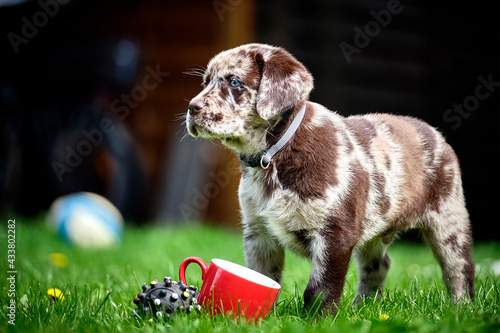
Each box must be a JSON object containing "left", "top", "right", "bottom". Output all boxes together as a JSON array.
[{"left": 255, "top": 48, "right": 313, "bottom": 120}]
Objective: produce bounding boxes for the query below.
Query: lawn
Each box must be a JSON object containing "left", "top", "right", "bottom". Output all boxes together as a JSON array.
[{"left": 1, "top": 217, "right": 500, "bottom": 332}]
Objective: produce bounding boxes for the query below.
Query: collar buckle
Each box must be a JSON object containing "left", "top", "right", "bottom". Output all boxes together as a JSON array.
[
  {"left": 260, "top": 155, "right": 270, "bottom": 169},
  {"left": 239, "top": 103, "right": 307, "bottom": 169}
]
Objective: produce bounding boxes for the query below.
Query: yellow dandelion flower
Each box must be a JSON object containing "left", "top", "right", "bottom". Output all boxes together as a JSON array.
[
  {"left": 47, "top": 288, "right": 65, "bottom": 302},
  {"left": 50, "top": 253, "right": 68, "bottom": 268},
  {"left": 379, "top": 313, "right": 390, "bottom": 321}
]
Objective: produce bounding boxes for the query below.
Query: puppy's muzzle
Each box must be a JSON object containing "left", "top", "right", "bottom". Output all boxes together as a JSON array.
[
  {"left": 188, "top": 99, "right": 205, "bottom": 116},
  {"left": 187, "top": 99, "right": 207, "bottom": 137}
]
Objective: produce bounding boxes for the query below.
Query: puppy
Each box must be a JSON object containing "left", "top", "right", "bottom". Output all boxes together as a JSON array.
[{"left": 186, "top": 43, "right": 474, "bottom": 314}]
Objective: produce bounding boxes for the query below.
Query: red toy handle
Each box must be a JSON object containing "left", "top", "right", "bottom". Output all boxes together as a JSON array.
[{"left": 179, "top": 257, "right": 209, "bottom": 285}]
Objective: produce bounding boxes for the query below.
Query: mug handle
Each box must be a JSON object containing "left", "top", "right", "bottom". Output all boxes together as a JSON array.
[{"left": 179, "top": 257, "right": 209, "bottom": 285}]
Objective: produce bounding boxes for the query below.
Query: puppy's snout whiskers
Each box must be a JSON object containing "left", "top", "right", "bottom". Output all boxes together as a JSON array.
[{"left": 174, "top": 112, "right": 188, "bottom": 124}]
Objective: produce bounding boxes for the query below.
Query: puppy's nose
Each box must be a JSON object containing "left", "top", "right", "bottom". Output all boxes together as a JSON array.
[{"left": 188, "top": 99, "right": 205, "bottom": 116}]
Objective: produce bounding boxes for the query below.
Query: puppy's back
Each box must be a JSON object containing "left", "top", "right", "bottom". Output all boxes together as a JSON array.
[{"left": 343, "top": 113, "right": 463, "bottom": 227}]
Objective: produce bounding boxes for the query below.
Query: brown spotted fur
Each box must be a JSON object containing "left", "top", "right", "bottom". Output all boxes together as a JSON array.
[{"left": 186, "top": 43, "right": 475, "bottom": 315}]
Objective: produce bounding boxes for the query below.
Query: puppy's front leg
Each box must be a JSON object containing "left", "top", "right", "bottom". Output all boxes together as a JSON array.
[
  {"left": 243, "top": 223, "right": 285, "bottom": 283},
  {"left": 303, "top": 230, "right": 355, "bottom": 315}
]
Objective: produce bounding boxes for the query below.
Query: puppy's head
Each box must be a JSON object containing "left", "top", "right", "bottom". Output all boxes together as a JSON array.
[{"left": 186, "top": 43, "right": 313, "bottom": 154}]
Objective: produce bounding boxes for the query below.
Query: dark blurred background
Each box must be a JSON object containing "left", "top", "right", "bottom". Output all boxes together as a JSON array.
[{"left": 0, "top": 0, "right": 498, "bottom": 240}]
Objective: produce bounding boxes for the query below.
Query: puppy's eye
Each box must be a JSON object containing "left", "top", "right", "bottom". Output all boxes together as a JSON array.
[{"left": 230, "top": 79, "right": 241, "bottom": 87}]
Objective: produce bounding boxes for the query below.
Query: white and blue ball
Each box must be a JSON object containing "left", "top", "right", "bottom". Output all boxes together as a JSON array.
[{"left": 48, "top": 192, "right": 124, "bottom": 248}]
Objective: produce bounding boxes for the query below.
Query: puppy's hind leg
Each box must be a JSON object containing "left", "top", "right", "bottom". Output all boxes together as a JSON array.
[
  {"left": 352, "top": 237, "right": 391, "bottom": 306},
  {"left": 421, "top": 212, "right": 475, "bottom": 303}
]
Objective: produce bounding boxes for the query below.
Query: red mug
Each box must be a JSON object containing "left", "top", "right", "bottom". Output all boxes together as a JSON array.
[{"left": 179, "top": 257, "right": 281, "bottom": 322}]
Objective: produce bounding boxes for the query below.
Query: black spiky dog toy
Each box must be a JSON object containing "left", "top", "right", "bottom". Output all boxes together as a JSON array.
[{"left": 133, "top": 276, "right": 201, "bottom": 320}]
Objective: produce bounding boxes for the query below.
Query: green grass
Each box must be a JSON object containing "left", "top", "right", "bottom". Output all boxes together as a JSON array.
[{"left": 1, "top": 217, "right": 500, "bottom": 332}]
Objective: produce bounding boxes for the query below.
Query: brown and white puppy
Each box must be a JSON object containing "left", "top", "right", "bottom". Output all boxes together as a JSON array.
[{"left": 186, "top": 43, "right": 475, "bottom": 314}]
